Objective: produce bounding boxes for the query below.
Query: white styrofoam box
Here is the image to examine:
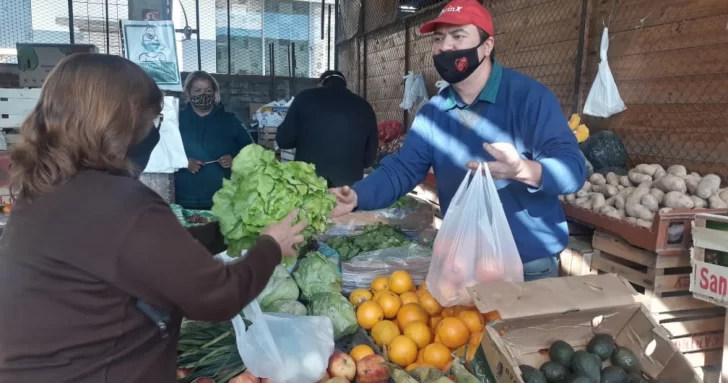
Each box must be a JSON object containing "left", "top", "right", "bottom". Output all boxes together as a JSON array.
[
  {"left": 280, "top": 149, "right": 295, "bottom": 162},
  {"left": 0, "top": 88, "right": 41, "bottom": 128}
]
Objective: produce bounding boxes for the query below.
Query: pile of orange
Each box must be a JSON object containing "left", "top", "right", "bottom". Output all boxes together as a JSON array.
[{"left": 351, "top": 270, "right": 487, "bottom": 371}]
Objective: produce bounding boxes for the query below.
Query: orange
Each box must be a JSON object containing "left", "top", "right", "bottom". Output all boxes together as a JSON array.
[
  {"left": 396, "top": 303, "right": 430, "bottom": 332},
  {"left": 469, "top": 332, "right": 483, "bottom": 347},
  {"left": 372, "top": 289, "right": 391, "bottom": 303},
  {"left": 454, "top": 344, "right": 477, "bottom": 362},
  {"left": 357, "top": 301, "right": 384, "bottom": 330},
  {"left": 388, "top": 335, "right": 418, "bottom": 367},
  {"left": 375, "top": 291, "right": 402, "bottom": 319},
  {"left": 433, "top": 333, "right": 442, "bottom": 344},
  {"left": 442, "top": 360, "right": 454, "bottom": 372},
  {"left": 422, "top": 343, "right": 453, "bottom": 371},
  {"left": 350, "top": 344, "right": 375, "bottom": 362},
  {"left": 417, "top": 283, "right": 429, "bottom": 296},
  {"left": 417, "top": 348, "right": 425, "bottom": 362},
  {"left": 405, "top": 362, "right": 435, "bottom": 372},
  {"left": 441, "top": 307, "right": 456, "bottom": 318},
  {"left": 458, "top": 310, "right": 485, "bottom": 334},
  {"left": 435, "top": 280, "right": 459, "bottom": 301},
  {"left": 371, "top": 320, "right": 401, "bottom": 348},
  {"left": 371, "top": 276, "right": 389, "bottom": 292},
  {"left": 436, "top": 317, "right": 471, "bottom": 349},
  {"left": 483, "top": 310, "right": 501, "bottom": 323},
  {"left": 403, "top": 321, "right": 432, "bottom": 349},
  {"left": 399, "top": 292, "right": 420, "bottom": 305},
  {"left": 429, "top": 316, "right": 443, "bottom": 332},
  {"left": 453, "top": 305, "right": 474, "bottom": 316},
  {"left": 419, "top": 292, "right": 442, "bottom": 316},
  {"left": 389, "top": 271, "right": 415, "bottom": 294},
  {"left": 349, "top": 289, "right": 373, "bottom": 307}
]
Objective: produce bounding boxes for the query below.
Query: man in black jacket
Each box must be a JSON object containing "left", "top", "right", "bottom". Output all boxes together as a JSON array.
[{"left": 276, "top": 71, "right": 379, "bottom": 187}]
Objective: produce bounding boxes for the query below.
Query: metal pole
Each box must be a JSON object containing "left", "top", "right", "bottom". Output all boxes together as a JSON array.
[
  {"left": 195, "top": 0, "right": 201, "bottom": 70},
  {"left": 326, "top": 4, "right": 331, "bottom": 70},
  {"left": 333, "top": 0, "right": 339, "bottom": 70},
  {"left": 68, "top": 0, "right": 75, "bottom": 43},
  {"left": 320, "top": 0, "right": 325, "bottom": 39},
  {"left": 227, "top": 0, "right": 231, "bottom": 74},
  {"left": 104, "top": 0, "right": 110, "bottom": 53}
]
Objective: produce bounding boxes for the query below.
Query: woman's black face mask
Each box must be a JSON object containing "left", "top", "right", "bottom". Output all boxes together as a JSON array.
[
  {"left": 432, "top": 37, "right": 487, "bottom": 84},
  {"left": 128, "top": 127, "right": 160, "bottom": 175}
]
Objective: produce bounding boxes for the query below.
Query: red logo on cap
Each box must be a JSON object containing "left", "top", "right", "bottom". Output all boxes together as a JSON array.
[{"left": 455, "top": 57, "right": 468, "bottom": 72}]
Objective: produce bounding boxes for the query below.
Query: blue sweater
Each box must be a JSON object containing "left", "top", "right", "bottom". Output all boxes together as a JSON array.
[
  {"left": 353, "top": 62, "right": 586, "bottom": 263},
  {"left": 175, "top": 105, "right": 253, "bottom": 209}
]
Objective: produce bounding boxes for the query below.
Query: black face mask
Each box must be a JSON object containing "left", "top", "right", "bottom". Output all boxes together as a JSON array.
[
  {"left": 433, "top": 43, "right": 486, "bottom": 84},
  {"left": 128, "top": 128, "right": 160, "bottom": 175}
]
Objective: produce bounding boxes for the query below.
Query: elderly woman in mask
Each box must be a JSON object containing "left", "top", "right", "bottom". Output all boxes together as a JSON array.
[{"left": 175, "top": 71, "right": 253, "bottom": 210}]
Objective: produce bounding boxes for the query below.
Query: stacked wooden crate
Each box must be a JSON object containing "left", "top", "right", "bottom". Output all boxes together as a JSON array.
[
  {"left": 590, "top": 230, "right": 725, "bottom": 374},
  {"left": 257, "top": 126, "right": 277, "bottom": 150},
  {"left": 0, "top": 89, "right": 40, "bottom": 204}
]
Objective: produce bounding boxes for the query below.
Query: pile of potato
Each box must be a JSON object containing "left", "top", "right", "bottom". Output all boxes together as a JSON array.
[{"left": 561, "top": 164, "right": 728, "bottom": 228}]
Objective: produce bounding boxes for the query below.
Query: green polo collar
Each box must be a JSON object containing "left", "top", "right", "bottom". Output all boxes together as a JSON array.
[{"left": 443, "top": 60, "right": 502, "bottom": 110}]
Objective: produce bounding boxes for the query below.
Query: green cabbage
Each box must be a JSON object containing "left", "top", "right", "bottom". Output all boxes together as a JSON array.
[
  {"left": 265, "top": 300, "right": 308, "bottom": 316},
  {"left": 307, "top": 292, "right": 358, "bottom": 341},
  {"left": 258, "top": 265, "right": 299, "bottom": 309},
  {"left": 293, "top": 252, "right": 341, "bottom": 300},
  {"left": 212, "top": 144, "right": 336, "bottom": 257}
]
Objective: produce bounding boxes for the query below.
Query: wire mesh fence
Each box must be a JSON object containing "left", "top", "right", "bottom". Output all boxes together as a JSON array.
[
  {"left": 337, "top": 0, "right": 728, "bottom": 182},
  {"left": 0, "top": 0, "right": 337, "bottom": 79}
]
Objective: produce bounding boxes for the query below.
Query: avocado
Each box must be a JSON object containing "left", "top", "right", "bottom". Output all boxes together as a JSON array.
[
  {"left": 611, "top": 346, "right": 641, "bottom": 373},
  {"left": 570, "top": 351, "right": 601, "bottom": 382},
  {"left": 601, "top": 365, "right": 627, "bottom": 383},
  {"left": 564, "top": 374, "right": 592, "bottom": 383},
  {"left": 587, "top": 334, "right": 616, "bottom": 361},
  {"left": 520, "top": 364, "right": 548, "bottom": 383},
  {"left": 540, "top": 361, "right": 569, "bottom": 382},
  {"left": 548, "top": 340, "right": 575, "bottom": 367},
  {"left": 625, "top": 372, "right": 648, "bottom": 383}
]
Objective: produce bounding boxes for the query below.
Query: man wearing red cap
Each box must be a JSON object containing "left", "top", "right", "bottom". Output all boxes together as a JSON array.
[{"left": 330, "top": 0, "right": 586, "bottom": 281}]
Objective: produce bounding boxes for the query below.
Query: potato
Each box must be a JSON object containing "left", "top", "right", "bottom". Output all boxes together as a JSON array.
[
  {"left": 653, "top": 175, "right": 687, "bottom": 194},
  {"left": 636, "top": 219, "right": 653, "bottom": 229},
  {"left": 605, "top": 196, "right": 616, "bottom": 207},
  {"left": 601, "top": 206, "right": 623, "bottom": 220},
  {"left": 589, "top": 173, "right": 607, "bottom": 186},
  {"left": 635, "top": 164, "right": 659, "bottom": 176},
  {"left": 627, "top": 184, "right": 650, "bottom": 205},
  {"left": 628, "top": 170, "right": 653, "bottom": 186},
  {"left": 565, "top": 194, "right": 577, "bottom": 203},
  {"left": 709, "top": 193, "right": 728, "bottom": 209},
  {"left": 617, "top": 185, "right": 626, "bottom": 191},
  {"left": 627, "top": 217, "right": 639, "bottom": 225},
  {"left": 719, "top": 189, "right": 728, "bottom": 203},
  {"left": 615, "top": 186, "right": 635, "bottom": 210},
  {"left": 626, "top": 202, "right": 655, "bottom": 221},
  {"left": 685, "top": 174, "right": 701, "bottom": 195},
  {"left": 652, "top": 165, "right": 667, "bottom": 180},
  {"left": 690, "top": 195, "right": 707, "bottom": 209},
  {"left": 619, "top": 176, "right": 632, "bottom": 187},
  {"left": 696, "top": 174, "right": 721, "bottom": 199},
  {"left": 592, "top": 184, "right": 619, "bottom": 197},
  {"left": 663, "top": 191, "right": 695, "bottom": 209},
  {"left": 641, "top": 194, "right": 660, "bottom": 212},
  {"left": 575, "top": 196, "right": 589, "bottom": 205},
  {"left": 606, "top": 172, "right": 620, "bottom": 187},
  {"left": 577, "top": 198, "right": 593, "bottom": 210},
  {"left": 659, "top": 207, "right": 673, "bottom": 214},
  {"left": 667, "top": 165, "right": 687, "bottom": 178},
  {"left": 649, "top": 188, "right": 665, "bottom": 204},
  {"left": 591, "top": 194, "right": 606, "bottom": 212}
]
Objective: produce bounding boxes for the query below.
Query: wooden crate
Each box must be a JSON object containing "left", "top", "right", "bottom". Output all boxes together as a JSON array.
[
  {"left": 258, "top": 138, "right": 276, "bottom": 150},
  {"left": 258, "top": 126, "right": 277, "bottom": 141},
  {"left": 0, "top": 88, "right": 40, "bottom": 128},
  {"left": 559, "top": 236, "right": 596, "bottom": 277},
  {"left": 590, "top": 231, "right": 725, "bottom": 367}
]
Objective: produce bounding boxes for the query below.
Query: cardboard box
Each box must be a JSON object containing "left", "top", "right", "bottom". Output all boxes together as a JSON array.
[
  {"left": 16, "top": 44, "right": 98, "bottom": 87},
  {"left": 467, "top": 274, "right": 700, "bottom": 383},
  {"left": 690, "top": 213, "right": 728, "bottom": 307}
]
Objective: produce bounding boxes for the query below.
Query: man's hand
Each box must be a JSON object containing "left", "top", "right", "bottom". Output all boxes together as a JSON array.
[
  {"left": 466, "top": 142, "right": 542, "bottom": 188},
  {"left": 219, "top": 155, "right": 233, "bottom": 169},
  {"left": 329, "top": 186, "right": 358, "bottom": 218},
  {"left": 188, "top": 158, "right": 203, "bottom": 174}
]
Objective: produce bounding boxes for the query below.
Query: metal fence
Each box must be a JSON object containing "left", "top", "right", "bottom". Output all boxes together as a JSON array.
[
  {"left": 337, "top": 0, "right": 728, "bottom": 181},
  {"left": 0, "top": 0, "right": 338, "bottom": 79}
]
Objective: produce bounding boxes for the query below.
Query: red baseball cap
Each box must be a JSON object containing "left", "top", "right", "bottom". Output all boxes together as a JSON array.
[{"left": 419, "top": 0, "right": 494, "bottom": 36}]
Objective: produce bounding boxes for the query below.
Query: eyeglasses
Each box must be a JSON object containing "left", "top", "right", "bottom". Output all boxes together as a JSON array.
[{"left": 153, "top": 114, "right": 164, "bottom": 129}]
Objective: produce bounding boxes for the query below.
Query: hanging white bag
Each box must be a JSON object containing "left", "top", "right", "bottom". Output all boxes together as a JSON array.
[
  {"left": 425, "top": 164, "right": 523, "bottom": 307},
  {"left": 583, "top": 27, "right": 626, "bottom": 118}
]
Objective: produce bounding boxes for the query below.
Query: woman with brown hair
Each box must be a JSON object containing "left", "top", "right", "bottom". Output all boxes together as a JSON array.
[{"left": 0, "top": 54, "right": 305, "bottom": 382}]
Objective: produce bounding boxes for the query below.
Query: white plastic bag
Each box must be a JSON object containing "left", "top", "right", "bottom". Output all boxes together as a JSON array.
[
  {"left": 232, "top": 300, "right": 335, "bottom": 383},
  {"left": 583, "top": 27, "right": 626, "bottom": 118},
  {"left": 143, "top": 96, "right": 188, "bottom": 173},
  {"left": 426, "top": 164, "right": 523, "bottom": 307},
  {"left": 254, "top": 98, "right": 293, "bottom": 129},
  {"left": 400, "top": 71, "right": 429, "bottom": 113}
]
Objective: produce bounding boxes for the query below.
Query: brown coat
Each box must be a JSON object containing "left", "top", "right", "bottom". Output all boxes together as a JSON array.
[{"left": 0, "top": 170, "right": 281, "bottom": 382}]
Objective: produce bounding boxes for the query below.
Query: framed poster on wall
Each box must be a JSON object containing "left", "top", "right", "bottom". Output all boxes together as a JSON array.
[{"left": 121, "top": 20, "right": 182, "bottom": 91}]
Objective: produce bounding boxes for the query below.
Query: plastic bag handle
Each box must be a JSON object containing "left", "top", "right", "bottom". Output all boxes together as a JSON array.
[
  {"left": 471, "top": 163, "right": 498, "bottom": 256},
  {"left": 240, "top": 299, "right": 285, "bottom": 366}
]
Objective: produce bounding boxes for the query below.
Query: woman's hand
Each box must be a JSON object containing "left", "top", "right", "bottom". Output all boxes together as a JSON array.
[
  {"left": 261, "top": 209, "right": 307, "bottom": 257},
  {"left": 188, "top": 158, "right": 203, "bottom": 174},
  {"left": 218, "top": 155, "right": 233, "bottom": 169}
]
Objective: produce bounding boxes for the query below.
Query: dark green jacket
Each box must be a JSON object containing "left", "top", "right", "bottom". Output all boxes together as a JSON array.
[{"left": 174, "top": 104, "right": 252, "bottom": 209}]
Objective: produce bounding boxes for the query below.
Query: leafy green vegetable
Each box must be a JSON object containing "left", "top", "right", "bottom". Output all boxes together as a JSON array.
[
  {"left": 307, "top": 292, "right": 358, "bottom": 341},
  {"left": 212, "top": 144, "right": 336, "bottom": 257},
  {"left": 293, "top": 252, "right": 342, "bottom": 300},
  {"left": 389, "top": 196, "right": 419, "bottom": 210},
  {"left": 258, "top": 265, "right": 299, "bottom": 310},
  {"left": 265, "top": 300, "right": 308, "bottom": 315},
  {"left": 325, "top": 223, "right": 411, "bottom": 261}
]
